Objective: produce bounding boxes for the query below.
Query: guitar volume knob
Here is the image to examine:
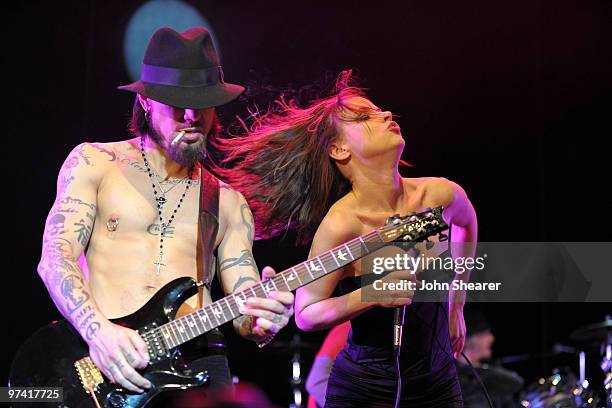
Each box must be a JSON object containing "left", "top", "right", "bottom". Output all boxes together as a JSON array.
[{"left": 107, "top": 391, "right": 127, "bottom": 407}]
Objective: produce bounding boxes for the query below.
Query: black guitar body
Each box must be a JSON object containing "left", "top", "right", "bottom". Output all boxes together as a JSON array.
[{"left": 10, "top": 277, "right": 210, "bottom": 408}]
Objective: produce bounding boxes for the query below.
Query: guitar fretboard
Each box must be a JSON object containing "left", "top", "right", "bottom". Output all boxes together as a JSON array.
[
  {"left": 149, "top": 229, "right": 386, "bottom": 349},
  {"left": 143, "top": 206, "right": 447, "bottom": 351}
]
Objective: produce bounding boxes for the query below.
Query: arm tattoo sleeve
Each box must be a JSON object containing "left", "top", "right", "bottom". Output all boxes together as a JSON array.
[
  {"left": 219, "top": 250, "right": 258, "bottom": 273},
  {"left": 240, "top": 203, "right": 254, "bottom": 246},
  {"left": 231, "top": 276, "right": 257, "bottom": 293}
]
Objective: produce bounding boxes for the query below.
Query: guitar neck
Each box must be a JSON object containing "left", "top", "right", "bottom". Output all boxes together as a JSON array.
[
  {"left": 155, "top": 229, "right": 387, "bottom": 349},
  {"left": 151, "top": 206, "right": 447, "bottom": 350}
]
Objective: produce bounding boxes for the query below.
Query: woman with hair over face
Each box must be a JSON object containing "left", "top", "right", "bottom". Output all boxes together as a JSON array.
[{"left": 214, "top": 73, "right": 478, "bottom": 407}]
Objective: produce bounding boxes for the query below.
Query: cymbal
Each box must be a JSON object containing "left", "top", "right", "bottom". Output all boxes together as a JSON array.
[
  {"left": 456, "top": 363, "right": 525, "bottom": 396},
  {"left": 570, "top": 318, "right": 612, "bottom": 343},
  {"left": 477, "top": 364, "right": 524, "bottom": 394}
]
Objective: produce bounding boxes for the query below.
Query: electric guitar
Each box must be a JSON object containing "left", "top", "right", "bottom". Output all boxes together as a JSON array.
[{"left": 9, "top": 207, "right": 448, "bottom": 407}]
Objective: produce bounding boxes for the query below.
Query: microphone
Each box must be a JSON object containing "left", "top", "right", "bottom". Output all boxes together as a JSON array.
[{"left": 394, "top": 305, "right": 406, "bottom": 354}]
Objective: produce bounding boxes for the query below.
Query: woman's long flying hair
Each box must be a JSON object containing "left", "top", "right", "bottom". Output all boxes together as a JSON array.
[{"left": 212, "top": 72, "right": 376, "bottom": 244}]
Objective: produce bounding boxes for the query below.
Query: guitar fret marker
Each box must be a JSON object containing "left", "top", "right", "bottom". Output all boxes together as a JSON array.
[
  {"left": 301, "top": 263, "right": 313, "bottom": 280},
  {"left": 281, "top": 273, "right": 291, "bottom": 290},
  {"left": 191, "top": 314, "right": 202, "bottom": 332},
  {"left": 211, "top": 306, "right": 223, "bottom": 324},
  {"left": 201, "top": 309, "right": 211, "bottom": 326},
  {"left": 223, "top": 298, "right": 235, "bottom": 318},
  {"left": 291, "top": 268, "right": 303, "bottom": 285},
  {"left": 234, "top": 294, "right": 246, "bottom": 310},
  {"left": 270, "top": 279, "right": 278, "bottom": 291},
  {"left": 309, "top": 260, "right": 322, "bottom": 272},
  {"left": 331, "top": 250, "right": 342, "bottom": 267},
  {"left": 337, "top": 248, "right": 348, "bottom": 262},
  {"left": 264, "top": 280, "right": 275, "bottom": 294},
  {"left": 172, "top": 321, "right": 185, "bottom": 343},
  {"left": 344, "top": 243, "right": 354, "bottom": 260},
  {"left": 186, "top": 315, "right": 198, "bottom": 337}
]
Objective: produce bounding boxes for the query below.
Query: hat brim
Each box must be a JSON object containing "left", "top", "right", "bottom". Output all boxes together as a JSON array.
[{"left": 117, "top": 80, "right": 245, "bottom": 109}]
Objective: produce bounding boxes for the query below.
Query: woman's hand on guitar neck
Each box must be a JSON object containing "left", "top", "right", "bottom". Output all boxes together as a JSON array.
[{"left": 86, "top": 320, "right": 153, "bottom": 393}]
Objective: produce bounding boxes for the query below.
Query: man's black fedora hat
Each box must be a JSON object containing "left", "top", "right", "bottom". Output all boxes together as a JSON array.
[{"left": 118, "top": 26, "right": 244, "bottom": 109}]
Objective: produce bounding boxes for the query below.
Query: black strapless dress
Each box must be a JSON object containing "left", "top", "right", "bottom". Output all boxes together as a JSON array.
[{"left": 324, "top": 273, "right": 463, "bottom": 408}]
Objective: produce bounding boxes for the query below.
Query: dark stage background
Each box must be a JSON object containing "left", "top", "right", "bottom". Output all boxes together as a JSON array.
[{"left": 4, "top": 0, "right": 612, "bottom": 406}]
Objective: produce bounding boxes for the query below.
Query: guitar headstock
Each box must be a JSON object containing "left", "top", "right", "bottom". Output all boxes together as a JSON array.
[{"left": 380, "top": 206, "right": 448, "bottom": 243}]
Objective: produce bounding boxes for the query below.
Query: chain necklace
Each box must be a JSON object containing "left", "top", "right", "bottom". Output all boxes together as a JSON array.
[
  {"left": 140, "top": 136, "right": 195, "bottom": 275},
  {"left": 151, "top": 173, "right": 190, "bottom": 206}
]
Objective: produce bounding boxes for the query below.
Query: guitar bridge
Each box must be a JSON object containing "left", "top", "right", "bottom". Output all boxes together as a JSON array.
[{"left": 75, "top": 356, "right": 104, "bottom": 395}]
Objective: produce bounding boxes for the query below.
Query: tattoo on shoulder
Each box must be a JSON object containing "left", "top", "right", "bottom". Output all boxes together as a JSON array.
[
  {"left": 117, "top": 156, "right": 202, "bottom": 184},
  {"left": 58, "top": 147, "right": 86, "bottom": 192},
  {"left": 74, "top": 144, "right": 93, "bottom": 166},
  {"left": 92, "top": 144, "right": 117, "bottom": 162},
  {"left": 219, "top": 250, "right": 257, "bottom": 273}
]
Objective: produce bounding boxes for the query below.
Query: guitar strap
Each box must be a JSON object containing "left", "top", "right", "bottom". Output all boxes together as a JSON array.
[{"left": 198, "top": 164, "right": 220, "bottom": 291}]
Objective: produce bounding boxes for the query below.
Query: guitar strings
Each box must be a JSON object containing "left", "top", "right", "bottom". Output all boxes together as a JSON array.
[{"left": 139, "top": 211, "right": 440, "bottom": 349}]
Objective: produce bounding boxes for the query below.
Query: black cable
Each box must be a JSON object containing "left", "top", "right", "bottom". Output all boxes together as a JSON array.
[
  {"left": 393, "top": 305, "right": 406, "bottom": 408},
  {"left": 460, "top": 351, "right": 494, "bottom": 408},
  {"left": 394, "top": 347, "right": 402, "bottom": 408}
]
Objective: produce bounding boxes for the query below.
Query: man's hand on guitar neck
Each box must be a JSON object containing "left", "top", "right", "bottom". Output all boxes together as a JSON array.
[
  {"left": 237, "top": 266, "right": 295, "bottom": 341},
  {"left": 86, "top": 320, "right": 153, "bottom": 393}
]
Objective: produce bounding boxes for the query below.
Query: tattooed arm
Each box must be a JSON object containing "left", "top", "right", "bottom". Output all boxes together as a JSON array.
[
  {"left": 37, "top": 143, "right": 151, "bottom": 393},
  {"left": 217, "top": 185, "right": 294, "bottom": 342}
]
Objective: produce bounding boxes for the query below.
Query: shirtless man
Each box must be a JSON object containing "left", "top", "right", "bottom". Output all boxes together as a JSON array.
[{"left": 36, "top": 27, "right": 294, "bottom": 395}]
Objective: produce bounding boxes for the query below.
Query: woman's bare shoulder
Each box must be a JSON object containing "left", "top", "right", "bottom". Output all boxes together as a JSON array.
[
  {"left": 402, "top": 176, "right": 463, "bottom": 209},
  {"left": 313, "top": 195, "right": 362, "bottom": 249}
]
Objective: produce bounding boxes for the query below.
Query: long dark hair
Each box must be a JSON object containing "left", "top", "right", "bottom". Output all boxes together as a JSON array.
[{"left": 212, "top": 73, "right": 382, "bottom": 244}]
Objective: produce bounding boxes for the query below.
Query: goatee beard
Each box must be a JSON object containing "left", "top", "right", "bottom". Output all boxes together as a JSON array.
[{"left": 146, "top": 126, "right": 208, "bottom": 167}]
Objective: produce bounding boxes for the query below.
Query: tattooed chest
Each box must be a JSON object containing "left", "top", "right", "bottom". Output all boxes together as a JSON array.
[{"left": 96, "top": 184, "right": 200, "bottom": 240}]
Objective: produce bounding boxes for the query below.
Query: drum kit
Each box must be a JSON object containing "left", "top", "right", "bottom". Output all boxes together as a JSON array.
[
  {"left": 266, "top": 317, "right": 612, "bottom": 408},
  {"left": 518, "top": 316, "right": 612, "bottom": 408}
]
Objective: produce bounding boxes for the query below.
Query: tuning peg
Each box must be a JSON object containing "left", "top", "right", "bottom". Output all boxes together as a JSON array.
[
  {"left": 438, "top": 232, "right": 448, "bottom": 242},
  {"left": 386, "top": 214, "right": 401, "bottom": 225}
]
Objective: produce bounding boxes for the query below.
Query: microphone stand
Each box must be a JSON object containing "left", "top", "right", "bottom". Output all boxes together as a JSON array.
[{"left": 394, "top": 305, "right": 406, "bottom": 408}]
